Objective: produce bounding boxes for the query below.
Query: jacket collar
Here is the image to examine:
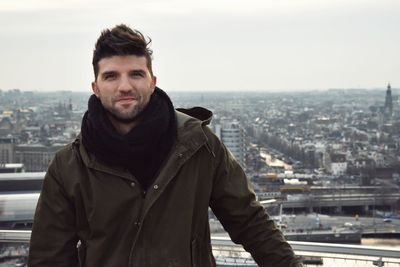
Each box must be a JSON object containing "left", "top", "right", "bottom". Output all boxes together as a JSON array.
[{"left": 176, "top": 107, "right": 213, "bottom": 127}]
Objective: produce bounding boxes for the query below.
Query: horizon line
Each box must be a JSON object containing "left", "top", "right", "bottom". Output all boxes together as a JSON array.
[{"left": 0, "top": 87, "right": 395, "bottom": 94}]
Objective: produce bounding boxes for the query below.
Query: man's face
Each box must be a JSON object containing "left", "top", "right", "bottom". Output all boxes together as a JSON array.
[{"left": 92, "top": 55, "right": 156, "bottom": 123}]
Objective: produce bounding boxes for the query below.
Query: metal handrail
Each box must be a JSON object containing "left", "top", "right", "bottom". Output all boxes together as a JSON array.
[
  {"left": 0, "top": 230, "right": 31, "bottom": 242},
  {"left": 1, "top": 230, "right": 400, "bottom": 259},
  {"left": 288, "top": 240, "right": 400, "bottom": 258},
  {"left": 212, "top": 236, "right": 400, "bottom": 259}
]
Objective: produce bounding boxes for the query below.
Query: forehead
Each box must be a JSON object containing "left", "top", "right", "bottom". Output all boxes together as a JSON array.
[{"left": 97, "top": 55, "right": 149, "bottom": 73}]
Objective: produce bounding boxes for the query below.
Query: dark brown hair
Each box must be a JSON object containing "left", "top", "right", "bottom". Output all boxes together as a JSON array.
[{"left": 92, "top": 24, "right": 153, "bottom": 79}]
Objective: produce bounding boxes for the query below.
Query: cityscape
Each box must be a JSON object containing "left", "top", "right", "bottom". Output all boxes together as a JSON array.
[
  {"left": 1, "top": 86, "right": 400, "bottom": 266},
  {"left": 2, "top": 0, "right": 399, "bottom": 265}
]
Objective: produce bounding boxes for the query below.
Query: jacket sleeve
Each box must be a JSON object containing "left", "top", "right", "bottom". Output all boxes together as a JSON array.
[
  {"left": 209, "top": 138, "right": 302, "bottom": 267},
  {"left": 28, "top": 152, "right": 79, "bottom": 267}
]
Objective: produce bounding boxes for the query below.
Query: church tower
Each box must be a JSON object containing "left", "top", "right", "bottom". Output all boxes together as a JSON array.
[{"left": 384, "top": 83, "right": 393, "bottom": 118}]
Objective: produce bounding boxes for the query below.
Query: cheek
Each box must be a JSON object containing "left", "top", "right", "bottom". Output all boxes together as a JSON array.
[
  {"left": 99, "top": 88, "right": 112, "bottom": 98},
  {"left": 97, "top": 91, "right": 112, "bottom": 103}
]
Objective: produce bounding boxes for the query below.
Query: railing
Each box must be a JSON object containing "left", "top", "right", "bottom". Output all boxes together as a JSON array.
[
  {"left": 0, "top": 230, "right": 31, "bottom": 242},
  {"left": 1, "top": 230, "right": 400, "bottom": 266},
  {"left": 212, "top": 236, "right": 400, "bottom": 267}
]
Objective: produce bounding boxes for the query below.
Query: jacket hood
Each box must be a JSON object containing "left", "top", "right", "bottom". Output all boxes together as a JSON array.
[{"left": 176, "top": 107, "right": 213, "bottom": 125}]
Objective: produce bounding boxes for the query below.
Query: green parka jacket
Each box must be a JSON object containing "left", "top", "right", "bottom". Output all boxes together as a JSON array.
[{"left": 28, "top": 108, "right": 301, "bottom": 267}]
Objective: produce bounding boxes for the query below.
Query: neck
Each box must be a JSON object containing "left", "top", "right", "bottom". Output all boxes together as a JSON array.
[{"left": 107, "top": 114, "right": 139, "bottom": 135}]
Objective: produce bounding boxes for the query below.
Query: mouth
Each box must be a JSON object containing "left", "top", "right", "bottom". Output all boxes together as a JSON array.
[{"left": 116, "top": 97, "right": 137, "bottom": 105}]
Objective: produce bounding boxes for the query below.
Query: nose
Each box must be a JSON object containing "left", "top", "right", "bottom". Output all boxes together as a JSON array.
[{"left": 117, "top": 75, "right": 134, "bottom": 92}]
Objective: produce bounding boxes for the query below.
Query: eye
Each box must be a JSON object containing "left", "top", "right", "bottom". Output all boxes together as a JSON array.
[
  {"left": 103, "top": 73, "right": 116, "bottom": 80},
  {"left": 131, "top": 71, "right": 145, "bottom": 78}
]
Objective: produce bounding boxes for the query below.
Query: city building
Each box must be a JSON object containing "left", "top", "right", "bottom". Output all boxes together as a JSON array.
[
  {"left": 327, "top": 153, "right": 347, "bottom": 175},
  {"left": 0, "top": 137, "right": 16, "bottom": 164},
  {"left": 14, "top": 143, "right": 66, "bottom": 172},
  {"left": 215, "top": 120, "right": 246, "bottom": 167},
  {"left": 384, "top": 83, "right": 393, "bottom": 120}
]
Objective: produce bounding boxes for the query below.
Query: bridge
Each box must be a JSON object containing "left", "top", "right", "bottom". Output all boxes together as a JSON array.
[{"left": 282, "top": 192, "right": 400, "bottom": 210}]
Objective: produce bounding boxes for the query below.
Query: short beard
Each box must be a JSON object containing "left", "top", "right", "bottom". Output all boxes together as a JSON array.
[{"left": 106, "top": 104, "right": 147, "bottom": 123}]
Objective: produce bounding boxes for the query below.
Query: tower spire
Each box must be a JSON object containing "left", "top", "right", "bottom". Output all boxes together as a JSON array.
[{"left": 384, "top": 83, "right": 393, "bottom": 119}]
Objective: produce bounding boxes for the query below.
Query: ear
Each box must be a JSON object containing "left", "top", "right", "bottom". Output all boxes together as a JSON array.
[
  {"left": 151, "top": 76, "right": 157, "bottom": 93},
  {"left": 91, "top": 82, "right": 99, "bottom": 97}
]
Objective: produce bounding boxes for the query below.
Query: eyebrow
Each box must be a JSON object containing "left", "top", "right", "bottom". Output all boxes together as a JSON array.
[
  {"left": 100, "top": 71, "right": 117, "bottom": 78},
  {"left": 131, "top": 70, "right": 146, "bottom": 75}
]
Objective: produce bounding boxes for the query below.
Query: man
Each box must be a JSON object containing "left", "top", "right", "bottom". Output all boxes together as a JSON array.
[{"left": 29, "top": 24, "right": 302, "bottom": 267}]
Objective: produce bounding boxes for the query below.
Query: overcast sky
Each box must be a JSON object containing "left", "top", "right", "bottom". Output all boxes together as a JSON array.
[{"left": 1, "top": 0, "right": 399, "bottom": 92}]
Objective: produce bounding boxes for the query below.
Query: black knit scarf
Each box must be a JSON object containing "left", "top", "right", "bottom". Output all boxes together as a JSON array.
[{"left": 81, "top": 87, "right": 177, "bottom": 190}]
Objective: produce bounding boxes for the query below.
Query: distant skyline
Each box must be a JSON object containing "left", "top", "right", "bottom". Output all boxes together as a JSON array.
[{"left": 1, "top": 0, "right": 399, "bottom": 92}]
